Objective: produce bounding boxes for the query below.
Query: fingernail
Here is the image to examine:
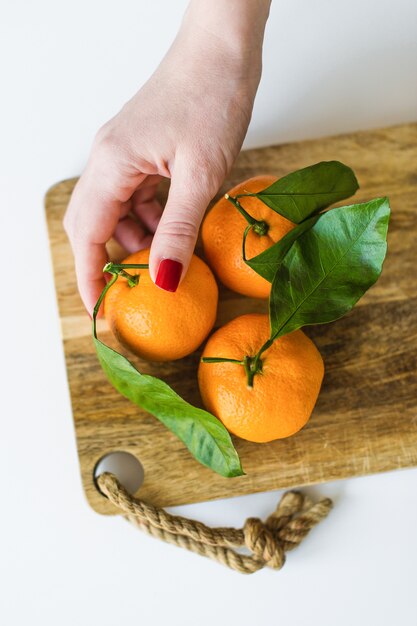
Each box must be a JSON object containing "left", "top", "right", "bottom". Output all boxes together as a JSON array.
[{"left": 155, "top": 259, "right": 183, "bottom": 292}]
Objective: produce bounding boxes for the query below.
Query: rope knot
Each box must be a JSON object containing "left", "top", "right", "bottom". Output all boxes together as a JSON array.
[
  {"left": 97, "top": 473, "right": 333, "bottom": 574},
  {"left": 243, "top": 517, "right": 285, "bottom": 569}
]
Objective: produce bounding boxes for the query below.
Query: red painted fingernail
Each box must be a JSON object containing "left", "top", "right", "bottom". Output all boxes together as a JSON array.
[{"left": 155, "top": 259, "right": 183, "bottom": 292}]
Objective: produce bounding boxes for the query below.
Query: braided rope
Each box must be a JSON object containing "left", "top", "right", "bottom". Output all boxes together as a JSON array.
[{"left": 97, "top": 472, "right": 332, "bottom": 574}]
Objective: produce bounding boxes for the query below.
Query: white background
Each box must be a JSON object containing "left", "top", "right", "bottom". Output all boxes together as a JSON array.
[{"left": 1, "top": 1, "right": 417, "bottom": 624}]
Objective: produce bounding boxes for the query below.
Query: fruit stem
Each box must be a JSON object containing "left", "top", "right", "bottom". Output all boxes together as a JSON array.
[
  {"left": 106, "top": 263, "right": 149, "bottom": 270},
  {"left": 234, "top": 193, "right": 269, "bottom": 236},
  {"left": 92, "top": 273, "right": 118, "bottom": 339},
  {"left": 253, "top": 220, "right": 269, "bottom": 236},
  {"left": 202, "top": 354, "right": 265, "bottom": 387},
  {"left": 201, "top": 357, "right": 245, "bottom": 365},
  {"left": 243, "top": 337, "right": 275, "bottom": 387},
  {"left": 244, "top": 355, "right": 264, "bottom": 388},
  {"left": 103, "top": 261, "right": 148, "bottom": 288},
  {"left": 242, "top": 225, "right": 251, "bottom": 262},
  {"left": 250, "top": 337, "right": 274, "bottom": 381},
  {"left": 225, "top": 194, "right": 269, "bottom": 236},
  {"left": 225, "top": 193, "right": 256, "bottom": 225}
]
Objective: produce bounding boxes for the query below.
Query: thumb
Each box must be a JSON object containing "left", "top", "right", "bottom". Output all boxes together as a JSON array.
[{"left": 149, "top": 169, "right": 216, "bottom": 291}]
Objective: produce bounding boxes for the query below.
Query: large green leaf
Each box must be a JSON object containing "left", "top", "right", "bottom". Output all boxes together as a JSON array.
[
  {"left": 269, "top": 197, "right": 390, "bottom": 340},
  {"left": 94, "top": 336, "right": 243, "bottom": 478},
  {"left": 240, "top": 161, "right": 359, "bottom": 223},
  {"left": 244, "top": 215, "right": 319, "bottom": 282}
]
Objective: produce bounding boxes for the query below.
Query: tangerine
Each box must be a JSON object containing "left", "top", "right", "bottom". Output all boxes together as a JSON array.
[
  {"left": 104, "top": 249, "right": 218, "bottom": 362},
  {"left": 198, "top": 313, "right": 324, "bottom": 442},
  {"left": 202, "top": 176, "right": 296, "bottom": 298}
]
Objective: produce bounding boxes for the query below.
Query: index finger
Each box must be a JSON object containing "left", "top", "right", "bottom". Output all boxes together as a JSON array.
[{"left": 64, "top": 174, "right": 125, "bottom": 315}]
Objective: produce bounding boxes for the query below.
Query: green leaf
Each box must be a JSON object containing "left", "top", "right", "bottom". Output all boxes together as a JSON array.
[
  {"left": 244, "top": 215, "right": 319, "bottom": 282},
  {"left": 241, "top": 161, "right": 359, "bottom": 223},
  {"left": 93, "top": 336, "right": 244, "bottom": 478},
  {"left": 269, "top": 197, "right": 390, "bottom": 340}
]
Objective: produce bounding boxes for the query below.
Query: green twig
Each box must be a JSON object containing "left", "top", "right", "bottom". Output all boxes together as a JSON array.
[
  {"left": 92, "top": 273, "right": 118, "bottom": 339},
  {"left": 226, "top": 194, "right": 269, "bottom": 236},
  {"left": 242, "top": 224, "right": 252, "bottom": 262},
  {"left": 201, "top": 357, "right": 244, "bottom": 365},
  {"left": 225, "top": 193, "right": 257, "bottom": 225},
  {"left": 201, "top": 353, "right": 265, "bottom": 388},
  {"left": 104, "top": 263, "right": 149, "bottom": 271},
  {"left": 103, "top": 261, "right": 148, "bottom": 288},
  {"left": 244, "top": 355, "right": 264, "bottom": 388},
  {"left": 251, "top": 338, "right": 274, "bottom": 375}
]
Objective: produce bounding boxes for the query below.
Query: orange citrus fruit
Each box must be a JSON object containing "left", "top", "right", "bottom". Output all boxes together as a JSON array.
[
  {"left": 202, "top": 176, "right": 296, "bottom": 298},
  {"left": 104, "top": 249, "right": 218, "bottom": 362},
  {"left": 198, "top": 313, "right": 324, "bottom": 442}
]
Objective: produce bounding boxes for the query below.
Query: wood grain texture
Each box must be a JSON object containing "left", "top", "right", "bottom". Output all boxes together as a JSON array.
[{"left": 45, "top": 123, "right": 417, "bottom": 514}]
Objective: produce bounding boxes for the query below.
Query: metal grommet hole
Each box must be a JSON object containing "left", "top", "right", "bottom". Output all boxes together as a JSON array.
[{"left": 94, "top": 451, "right": 145, "bottom": 496}]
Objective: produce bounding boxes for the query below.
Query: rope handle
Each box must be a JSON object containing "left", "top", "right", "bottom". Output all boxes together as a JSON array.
[{"left": 97, "top": 472, "right": 333, "bottom": 574}]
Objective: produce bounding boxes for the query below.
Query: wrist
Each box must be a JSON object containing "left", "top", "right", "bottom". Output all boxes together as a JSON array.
[{"left": 179, "top": 0, "right": 271, "bottom": 70}]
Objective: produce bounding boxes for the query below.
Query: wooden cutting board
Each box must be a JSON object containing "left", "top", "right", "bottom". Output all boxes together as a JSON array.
[{"left": 45, "top": 123, "right": 417, "bottom": 515}]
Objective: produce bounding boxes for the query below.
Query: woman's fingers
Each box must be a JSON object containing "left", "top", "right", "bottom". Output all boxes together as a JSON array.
[
  {"left": 113, "top": 216, "right": 153, "bottom": 253},
  {"left": 65, "top": 167, "right": 165, "bottom": 313},
  {"left": 131, "top": 186, "right": 163, "bottom": 233},
  {"left": 73, "top": 241, "right": 109, "bottom": 317},
  {"left": 114, "top": 185, "right": 163, "bottom": 252},
  {"left": 64, "top": 167, "right": 128, "bottom": 314}
]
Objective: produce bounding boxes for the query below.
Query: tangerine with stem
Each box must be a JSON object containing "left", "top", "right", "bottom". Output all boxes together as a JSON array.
[
  {"left": 104, "top": 249, "right": 218, "bottom": 362},
  {"left": 202, "top": 176, "right": 296, "bottom": 298},
  {"left": 198, "top": 313, "right": 324, "bottom": 443}
]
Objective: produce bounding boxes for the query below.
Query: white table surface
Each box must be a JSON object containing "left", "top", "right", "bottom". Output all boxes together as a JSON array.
[{"left": 1, "top": 1, "right": 417, "bottom": 624}]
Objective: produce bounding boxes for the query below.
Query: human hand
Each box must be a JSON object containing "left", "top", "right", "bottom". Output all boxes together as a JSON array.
[{"left": 64, "top": 0, "right": 271, "bottom": 314}]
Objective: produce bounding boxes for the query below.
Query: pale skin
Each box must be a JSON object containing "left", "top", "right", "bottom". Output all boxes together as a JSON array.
[{"left": 64, "top": 0, "right": 272, "bottom": 314}]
